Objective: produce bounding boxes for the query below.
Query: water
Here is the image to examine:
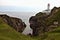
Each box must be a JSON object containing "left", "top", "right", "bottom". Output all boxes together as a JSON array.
[{"left": 0, "top": 12, "right": 36, "bottom": 35}]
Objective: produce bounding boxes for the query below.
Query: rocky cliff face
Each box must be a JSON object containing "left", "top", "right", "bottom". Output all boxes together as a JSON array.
[
  {"left": 29, "top": 7, "right": 60, "bottom": 36},
  {"left": 0, "top": 14, "right": 26, "bottom": 32}
]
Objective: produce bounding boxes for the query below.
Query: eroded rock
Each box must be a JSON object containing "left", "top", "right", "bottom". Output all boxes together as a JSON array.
[{"left": 0, "top": 14, "right": 26, "bottom": 32}]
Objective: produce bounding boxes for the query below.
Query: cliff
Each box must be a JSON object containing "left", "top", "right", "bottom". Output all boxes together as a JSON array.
[
  {"left": 0, "top": 16, "right": 37, "bottom": 40},
  {"left": 29, "top": 7, "right": 60, "bottom": 36},
  {"left": 0, "top": 14, "right": 26, "bottom": 32}
]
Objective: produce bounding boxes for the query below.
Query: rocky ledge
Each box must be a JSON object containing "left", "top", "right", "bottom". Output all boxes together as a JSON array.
[{"left": 0, "top": 14, "right": 26, "bottom": 32}]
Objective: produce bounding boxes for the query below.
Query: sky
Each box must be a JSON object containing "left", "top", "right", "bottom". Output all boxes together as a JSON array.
[{"left": 0, "top": 0, "right": 60, "bottom": 12}]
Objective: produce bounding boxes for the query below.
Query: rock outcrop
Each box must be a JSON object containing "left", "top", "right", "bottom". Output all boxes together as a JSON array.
[
  {"left": 29, "top": 16, "right": 40, "bottom": 36},
  {"left": 29, "top": 7, "right": 60, "bottom": 36},
  {"left": 0, "top": 14, "right": 26, "bottom": 32}
]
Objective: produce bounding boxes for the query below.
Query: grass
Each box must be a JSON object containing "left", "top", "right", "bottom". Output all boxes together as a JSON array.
[
  {"left": 0, "top": 18, "right": 38, "bottom": 40},
  {"left": 0, "top": 20, "right": 60, "bottom": 40},
  {"left": 44, "top": 26, "right": 60, "bottom": 40},
  {"left": 0, "top": 13, "right": 60, "bottom": 40}
]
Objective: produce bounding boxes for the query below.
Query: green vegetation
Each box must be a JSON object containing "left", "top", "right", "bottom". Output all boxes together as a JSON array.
[
  {"left": 0, "top": 18, "right": 37, "bottom": 40},
  {"left": 0, "top": 7, "right": 60, "bottom": 40},
  {"left": 44, "top": 26, "right": 60, "bottom": 40}
]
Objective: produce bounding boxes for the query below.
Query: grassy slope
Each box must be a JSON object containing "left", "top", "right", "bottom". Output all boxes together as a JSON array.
[
  {"left": 44, "top": 26, "right": 60, "bottom": 40},
  {"left": 0, "top": 10, "right": 60, "bottom": 40},
  {"left": 0, "top": 18, "right": 37, "bottom": 40}
]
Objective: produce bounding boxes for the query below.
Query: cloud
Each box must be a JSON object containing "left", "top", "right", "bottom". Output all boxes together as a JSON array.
[
  {"left": 0, "top": 0, "right": 60, "bottom": 7},
  {"left": 0, "top": 0, "right": 41, "bottom": 6}
]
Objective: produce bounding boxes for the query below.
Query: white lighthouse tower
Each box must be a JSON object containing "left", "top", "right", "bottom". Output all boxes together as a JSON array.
[
  {"left": 47, "top": 3, "right": 50, "bottom": 11},
  {"left": 42, "top": 3, "right": 51, "bottom": 15}
]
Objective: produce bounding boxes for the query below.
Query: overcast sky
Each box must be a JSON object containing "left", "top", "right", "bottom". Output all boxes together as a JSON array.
[{"left": 0, "top": 0, "right": 60, "bottom": 12}]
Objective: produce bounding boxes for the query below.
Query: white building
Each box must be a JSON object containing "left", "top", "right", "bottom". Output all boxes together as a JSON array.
[{"left": 42, "top": 3, "right": 51, "bottom": 15}]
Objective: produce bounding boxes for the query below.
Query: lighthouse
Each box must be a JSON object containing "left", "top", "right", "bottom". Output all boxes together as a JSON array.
[
  {"left": 42, "top": 3, "right": 51, "bottom": 15},
  {"left": 47, "top": 3, "right": 50, "bottom": 11}
]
